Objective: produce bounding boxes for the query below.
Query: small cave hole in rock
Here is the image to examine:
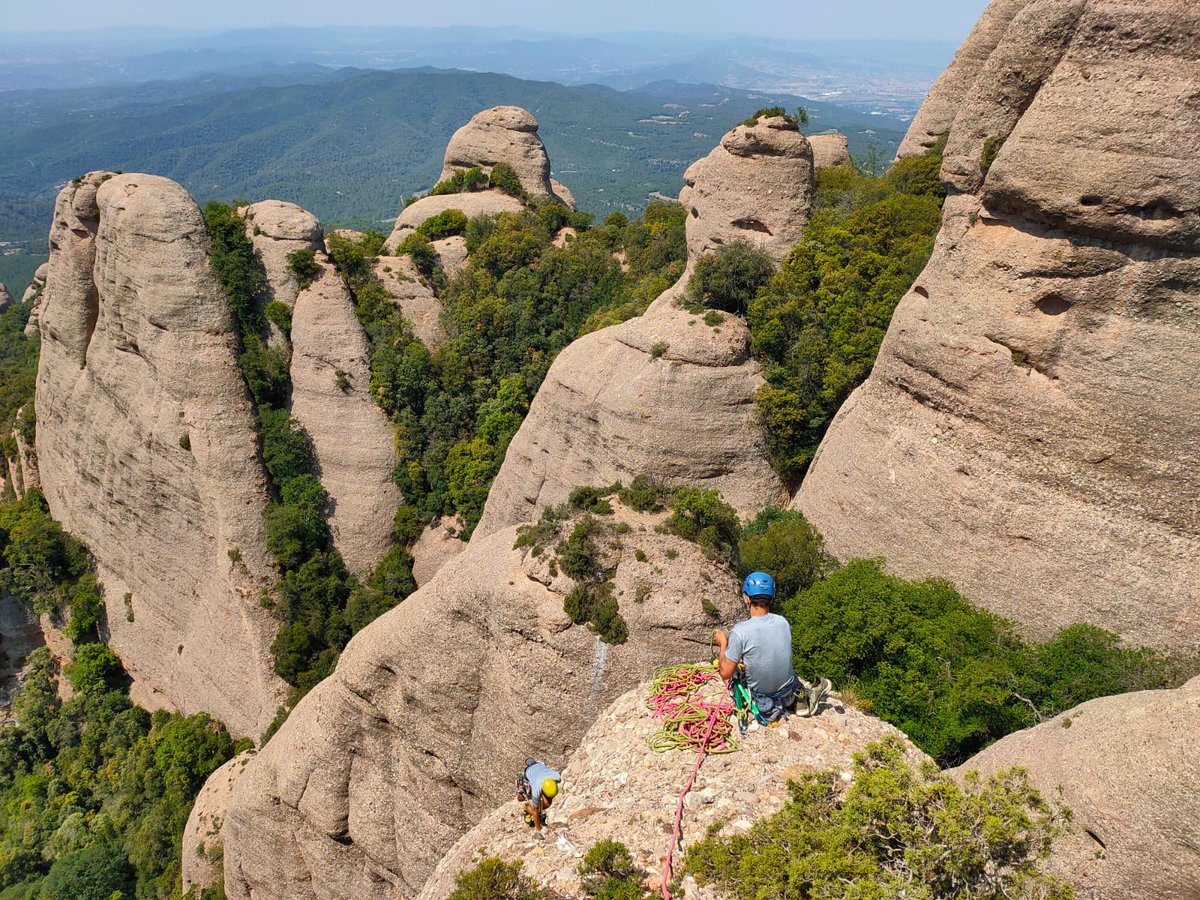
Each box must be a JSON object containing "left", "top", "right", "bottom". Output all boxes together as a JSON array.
[
  {"left": 731, "top": 217, "right": 773, "bottom": 235},
  {"left": 1035, "top": 294, "right": 1072, "bottom": 316},
  {"left": 913, "top": 285, "right": 930, "bottom": 299},
  {"left": 1079, "top": 195, "right": 1103, "bottom": 207}
]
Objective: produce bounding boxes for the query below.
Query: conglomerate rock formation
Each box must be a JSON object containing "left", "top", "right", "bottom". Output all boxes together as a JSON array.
[
  {"left": 240, "top": 200, "right": 324, "bottom": 347},
  {"left": 288, "top": 261, "right": 401, "bottom": 574},
  {"left": 419, "top": 681, "right": 926, "bottom": 900},
  {"left": 384, "top": 190, "right": 524, "bottom": 252},
  {"left": 954, "top": 675, "right": 1200, "bottom": 899},
  {"left": 795, "top": 0, "right": 1200, "bottom": 649},
  {"left": 807, "top": 132, "right": 852, "bottom": 169},
  {"left": 35, "top": 172, "right": 285, "bottom": 736},
  {"left": 220, "top": 504, "right": 743, "bottom": 899},
  {"left": 474, "top": 116, "right": 811, "bottom": 540},
  {"left": 440, "top": 105, "right": 567, "bottom": 202}
]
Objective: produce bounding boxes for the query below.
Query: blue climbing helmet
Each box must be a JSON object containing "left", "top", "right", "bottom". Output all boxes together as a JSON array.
[{"left": 741, "top": 571, "right": 776, "bottom": 601}]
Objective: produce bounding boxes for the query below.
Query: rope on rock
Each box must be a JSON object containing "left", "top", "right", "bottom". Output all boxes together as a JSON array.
[{"left": 645, "top": 663, "right": 738, "bottom": 899}]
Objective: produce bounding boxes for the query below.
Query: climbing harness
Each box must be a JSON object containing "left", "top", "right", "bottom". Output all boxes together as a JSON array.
[{"left": 645, "top": 663, "right": 738, "bottom": 900}]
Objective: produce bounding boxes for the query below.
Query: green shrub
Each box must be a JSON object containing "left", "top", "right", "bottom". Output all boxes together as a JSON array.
[
  {"left": 65, "top": 643, "right": 124, "bottom": 696},
  {"left": 265, "top": 301, "right": 293, "bottom": 335},
  {"left": 564, "top": 581, "right": 627, "bottom": 645},
  {"left": 430, "top": 166, "right": 488, "bottom": 197},
  {"left": 665, "top": 488, "right": 740, "bottom": 563},
  {"left": 396, "top": 232, "right": 438, "bottom": 279},
  {"left": 239, "top": 334, "right": 290, "bottom": 406},
  {"left": 556, "top": 515, "right": 604, "bottom": 582},
  {"left": 448, "top": 857, "right": 546, "bottom": 900},
  {"left": 980, "top": 135, "right": 1005, "bottom": 175},
  {"left": 783, "top": 560, "right": 1195, "bottom": 764},
  {"left": 62, "top": 574, "right": 103, "bottom": 643},
  {"left": 579, "top": 839, "right": 647, "bottom": 898},
  {"left": 686, "top": 241, "right": 774, "bottom": 315},
  {"left": 569, "top": 484, "right": 619, "bottom": 515},
  {"left": 417, "top": 208, "right": 469, "bottom": 241},
  {"left": 489, "top": 162, "right": 526, "bottom": 199},
  {"left": 286, "top": 248, "right": 320, "bottom": 290},
  {"left": 742, "top": 106, "right": 797, "bottom": 127},
  {"left": 737, "top": 508, "right": 830, "bottom": 601},
  {"left": 38, "top": 844, "right": 136, "bottom": 900},
  {"left": 618, "top": 474, "right": 666, "bottom": 512},
  {"left": 686, "top": 737, "right": 1071, "bottom": 899},
  {"left": 203, "top": 202, "right": 267, "bottom": 337}
]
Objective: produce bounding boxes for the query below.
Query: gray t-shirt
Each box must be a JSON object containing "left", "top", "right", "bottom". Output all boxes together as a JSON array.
[
  {"left": 524, "top": 762, "right": 561, "bottom": 809},
  {"left": 725, "top": 612, "right": 795, "bottom": 696}
]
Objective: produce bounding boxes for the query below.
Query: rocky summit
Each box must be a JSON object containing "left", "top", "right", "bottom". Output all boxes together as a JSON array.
[
  {"left": 35, "top": 172, "right": 285, "bottom": 736},
  {"left": 439, "top": 105, "right": 571, "bottom": 204},
  {"left": 796, "top": 0, "right": 1200, "bottom": 650}
]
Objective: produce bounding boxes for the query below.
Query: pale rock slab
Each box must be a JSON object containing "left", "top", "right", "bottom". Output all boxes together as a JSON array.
[
  {"left": 420, "top": 681, "right": 926, "bottom": 900},
  {"left": 23, "top": 264, "right": 48, "bottom": 336},
  {"left": 808, "top": 132, "right": 852, "bottom": 169},
  {"left": 410, "top": 515, "right": 465, "bottom": 587},
  {"left": 795, "top": 0, "right": 1200, "bottom": 649},
  {"left": 240, "top": 200, "right": 324, "bottom": 347},
  {"left": 954, "top": 676, "right": 1200, "bottom": 899},
  {"left": 0, "top": 283, "right": 11, "bottom": 310},
  {"left": 182, "top": 751, "right": 256, "bottom": 895},
  {"left": 371, "top": 256, "right": 445, "bottom": 349},
  {"left": 220, "top": 511, "right": 744, "bottom": 899},
  {"left": 475, "top": 299, "right": 787, "bottom": 541},
  {"left": 35, "top": 172, "right": 285, "bottom": 737},
  {"left": 289, "top": 261, "right": 401, "bottom": 575},
  {"left": 431, "top": 235, "right": 468, "bottom": 281}
]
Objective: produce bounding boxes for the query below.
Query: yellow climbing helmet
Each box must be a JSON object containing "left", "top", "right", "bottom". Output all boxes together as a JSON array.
[{"left": 542, "top": 778, "right": 559, "bottom": 799}]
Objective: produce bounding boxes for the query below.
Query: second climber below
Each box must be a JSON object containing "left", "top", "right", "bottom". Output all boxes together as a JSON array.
[{"left": 713, "top": 571, "right": 829, "bottom": 722}]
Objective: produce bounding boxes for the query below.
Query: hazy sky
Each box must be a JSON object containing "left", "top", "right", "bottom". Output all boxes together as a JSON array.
[{"left": 6, "top": 0, "right": 991, "bottom": 41}]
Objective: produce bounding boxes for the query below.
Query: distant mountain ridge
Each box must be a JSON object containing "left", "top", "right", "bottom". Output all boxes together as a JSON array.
[{"left": 0, "top": 66, "right": 905, "bottom": 262}]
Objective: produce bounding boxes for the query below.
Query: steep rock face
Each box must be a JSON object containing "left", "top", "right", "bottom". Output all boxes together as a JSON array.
[
  {"left": 897, "top": 0, "right": 1036, "bottom": 157},
  {"left": 954, "top": 676, "right": 1200, "bottom": 899},
  {"left": 0, "top": 592, "right": 44, "bottom": 712},
  {"left": 475, "top": 304, "right": 787, "bottom": 540},
  {"left": 680, "top": 114, "right": 813, "bottom": 263},
  {"left": 371, "top": 256, "right": 445, "bottom": 349},
  {"left": 21, "top": 263, "right": 48, "bottom": 305},
  {"left": 240, "top": 200, "right": 323, "bottom": 346},
  {"left": 420, "top": 682, "right": 926, "bottom": 900},
  {"left": 808, "top": 132, "right": 852, "bottom": 169},
  {"left": 384, "top": 191, "right": 523, "bottom": 252},
  {"left": 289, "top": 263, "right": 401, "bottom": 574},
  {"left": 0, "top": 283, "right": 11, "bottom": 310},
  {"left": 182, "top": 752, "right": 256, "bottom": 895},
  {"left": 4, "top": 409, "right": 40, "bottom": 499},
  {"left": 35, "top": 172, "right": 285, "bottom": 736},
  {"left": 432, "top": 235, "right": 469, "bottom": 280},
  {"left": 220, "top": 510, "right": 742, "bottom": 899},
  {"left": 410, "top": 515, "right": 465, "bottom": 587},
  {"left": 23, "top": 264, "right": 49, "bottom": 336},
  {"left": 475, "top": 119, "right": 809, "bottom": 540},
  {"left": 795, "top": 0, "right": 1200, "bottom": 648},
  {"left": 440, "top": 105, "right": 567, "bottom": 202}
]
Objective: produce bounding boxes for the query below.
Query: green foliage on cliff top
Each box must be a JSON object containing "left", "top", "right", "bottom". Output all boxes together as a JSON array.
[{"left": 686, "top": 737, "right": 1073, "bottom": 899}]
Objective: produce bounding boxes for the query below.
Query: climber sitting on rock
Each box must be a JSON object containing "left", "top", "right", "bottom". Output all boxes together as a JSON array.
[
  {"left": 714, "top": 572, "right": 829, "bottom": 723},
  {"left": 517, "top": 758, "right": 561, "bottom": 834}
]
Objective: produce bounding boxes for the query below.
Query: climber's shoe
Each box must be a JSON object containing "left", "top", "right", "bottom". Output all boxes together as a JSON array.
[{"left": 806, "top": 678, "right": 832, "bottom": 717}]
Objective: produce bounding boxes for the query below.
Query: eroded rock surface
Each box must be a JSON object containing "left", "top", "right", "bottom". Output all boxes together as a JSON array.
[
  {"left": 0, "top": 283, "right": 11, "bottom": 310},
  {"left": 35, "top": 172, "right": 285, "bottom": 736},
  {"left": 23, "top": 264, "right": 48, "bottom": 336},
  {"left": 221, "top": 507, "right": 742, "bottom": 899},
  {"left": 680, "top": 114, "right": 813, "bottom": 263},
  {"left": 440, "top": 106, "right": 566, "bottom": 202},
  {"left": 954, "top": 676, "right": 1200, "bottom": 899},
  {"left": 475, "top": 303, "right": 787, "bottom": 540},
  {"left": 289, "top": 263, "right": 401, "bottom": 574},
  {"left": 808, "top": 132, "right": 852, "bottom": 169},
  {"left": 411, "top": 515, "right": 465, "bottom": 587},
  {"left": 240, "top": 200, "right": 324, "bottom": 346},
  {"left": 796, "top": 0, "right": 1200, "bottom": 648},
  {"left": 182, "top": 752, "right": 256, "bottom": 895},
  {"left": 371, "top": 256, "right": 445, "bottom": 349},
  {"left": 420, "top": 681, "right": 926, "bottom": 900}
]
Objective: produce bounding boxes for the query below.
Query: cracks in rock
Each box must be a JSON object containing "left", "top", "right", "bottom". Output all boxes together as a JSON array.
[{"left": 984, "top": 333, "right": 1057, "bottom": 382}]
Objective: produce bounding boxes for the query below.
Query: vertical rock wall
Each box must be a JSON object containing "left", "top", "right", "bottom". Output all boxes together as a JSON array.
[
  {"left": 35, "top": 172, "right": 286, "bottom": 736},
  {"left": 795, "top": 0, "right": 1200, "bottom": 649}
]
